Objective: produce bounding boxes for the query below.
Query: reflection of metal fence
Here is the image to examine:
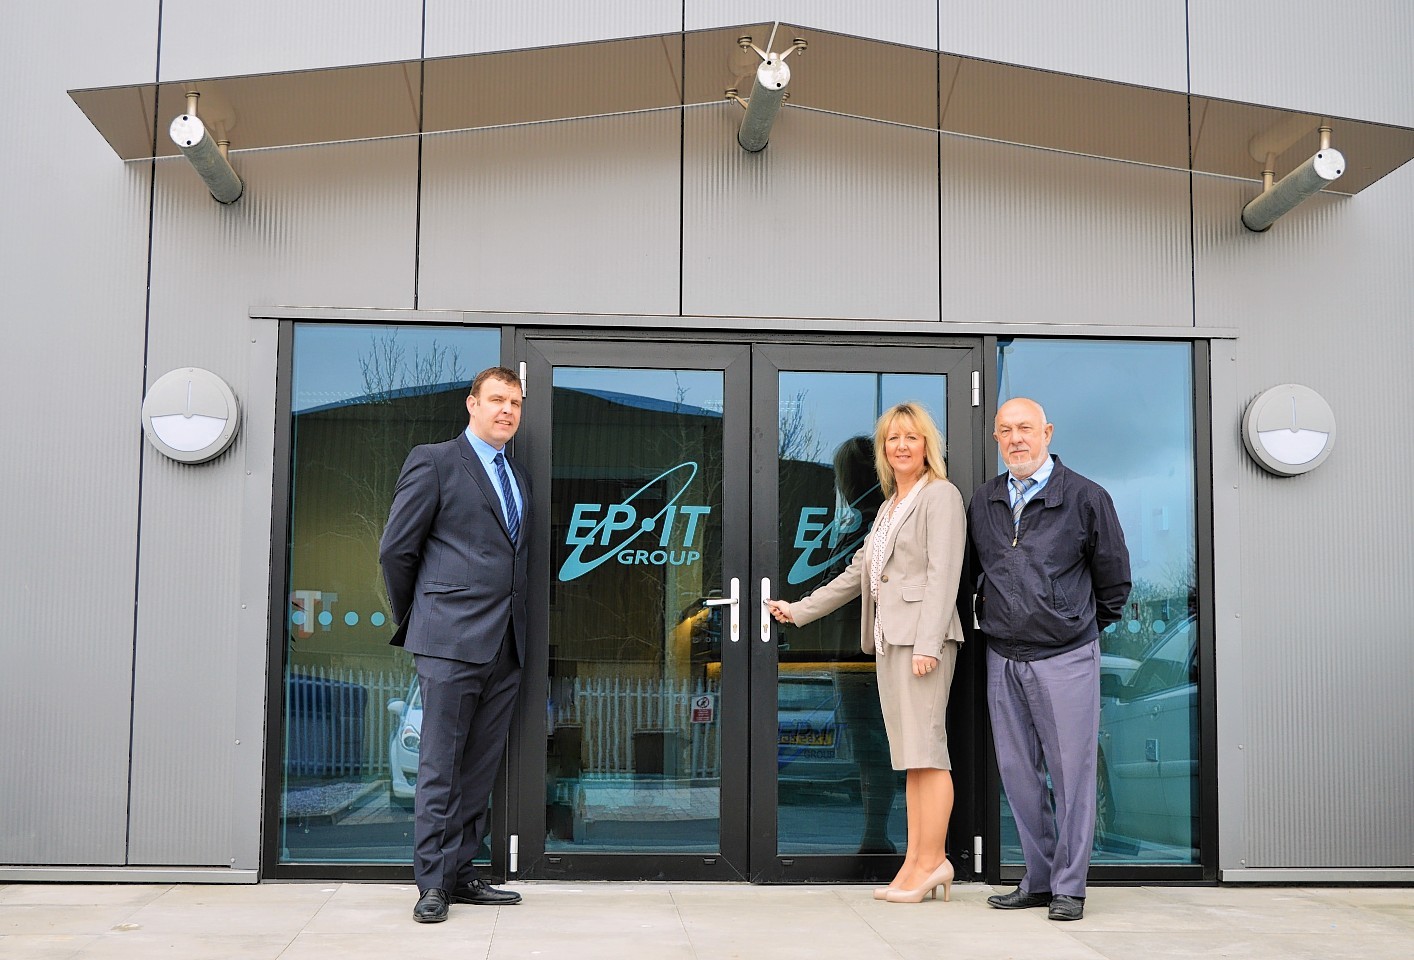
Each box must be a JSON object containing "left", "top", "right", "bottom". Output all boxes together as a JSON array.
[
  {"left": 286, "top": 667, "right": 414, "bottom": 778},
  {"left": 552, "top": 676, "right": 721, "bottom": 778}
]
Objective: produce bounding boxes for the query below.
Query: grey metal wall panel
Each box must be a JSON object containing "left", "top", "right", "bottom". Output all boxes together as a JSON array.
[
  {"left": 127, "top": 138, "right": 418, "bottom": 865},
  {"left": 683, "top": 104, "right": 940, "bottom": 321},
  {"left": 687, "top": 1, "right": 936, "bottom": 49},
  {"left": 939, "top": 135, "right": 1191, "bottom": 327},
  {"left": 425, "top": 1, "right": 681, "bottom": 58},
  {"left": 941, "top": 1, "right": 1188, "bottom": 91},
  {"left": 419, "top": 111, "right": 681, "bottom": 316},
  {"left": 1189, "top": 1, "right": 1414, "bottom": 128},
  {"left": 1193, "top": 170, "right": 1414, "bottom": 868},
  {"left": 159, "top": 0, "right": 422, "bottom": 80},
  {"left": 0, "top": 0, "right": 155, "bottom": 865}
]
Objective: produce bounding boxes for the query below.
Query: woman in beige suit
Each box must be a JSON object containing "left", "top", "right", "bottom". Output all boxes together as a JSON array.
[{"left": 766, "top": 401, "right": 966, "bottom": 904}]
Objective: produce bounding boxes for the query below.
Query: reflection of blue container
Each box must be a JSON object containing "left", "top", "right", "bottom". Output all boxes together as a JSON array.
[{"left": 287, "top": 674, "right": 367, "bottom": 777}]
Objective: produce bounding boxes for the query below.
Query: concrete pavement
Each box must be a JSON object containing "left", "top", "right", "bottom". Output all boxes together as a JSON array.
[{"left": 2, "top": 880, "right": 1412, "bottom": 959}]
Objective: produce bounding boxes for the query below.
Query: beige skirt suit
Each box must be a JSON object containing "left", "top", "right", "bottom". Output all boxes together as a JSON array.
[{"left": 788, "top": 478, "right": 967, "bottom": 770}]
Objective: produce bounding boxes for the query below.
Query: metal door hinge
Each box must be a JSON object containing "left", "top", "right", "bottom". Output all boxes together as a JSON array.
[
  {"left": 971, "top": 371, "right": 981, "bottom": 407},
  {"left": 518, "top": 361, "right": 528, "bottom": 397},
  {"left": 973, "top": 835, "right": 983, "bottom": 873},
  {"left": 509, "top": 834, "right": 519, "bottom": 874}
]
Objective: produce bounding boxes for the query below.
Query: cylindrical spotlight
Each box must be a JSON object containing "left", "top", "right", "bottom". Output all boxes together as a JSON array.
[
  {"left": 738, "top": 57, "right": 791, "bottom": 153},
  {"left": 169, "top": 114, "right": 243, "bottom": 204},
  {"left": 1241, "top": 149, "right": 1344, "bottom": 232}
]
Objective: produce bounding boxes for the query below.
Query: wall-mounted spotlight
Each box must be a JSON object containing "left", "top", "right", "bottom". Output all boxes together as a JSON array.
[
  {"left": 725, "top": 26, "right": 807, "bottom": 153},
  {"left": 169, "top": 91, "right": 243, "bottom": 204},
  {"left": 1241, "top": 120, "right": 1343, "bottom": 232}
]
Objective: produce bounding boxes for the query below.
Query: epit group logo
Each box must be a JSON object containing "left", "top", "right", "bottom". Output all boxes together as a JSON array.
[
  {"left": 786, "top": 484, "right": 880, "bottom": 585},
  {"left": 558, "top": 462, "right": 711, "bottom": 582}
]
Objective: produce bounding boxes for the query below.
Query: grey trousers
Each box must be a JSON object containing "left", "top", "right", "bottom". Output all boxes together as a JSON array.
[
  {"left": 986, "top": 641, "right": 1100, "bottom": 899},
  {"left": 412, "top": 633, "right": 522, "bottom": 893}
]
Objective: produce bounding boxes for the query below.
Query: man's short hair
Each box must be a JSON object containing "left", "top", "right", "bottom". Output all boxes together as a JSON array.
[{"left": 469, "top": 366, "right": 522, "bottom": 398}]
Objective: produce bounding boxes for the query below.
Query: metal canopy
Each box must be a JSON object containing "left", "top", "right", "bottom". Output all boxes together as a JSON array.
[{"left": 69, "top": 23, "right": 1414, "bottom": 195}]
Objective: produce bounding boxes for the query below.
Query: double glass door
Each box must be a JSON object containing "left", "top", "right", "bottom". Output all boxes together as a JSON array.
[{"left": 514, "top": 336, "right": 980, "bottom": 881}]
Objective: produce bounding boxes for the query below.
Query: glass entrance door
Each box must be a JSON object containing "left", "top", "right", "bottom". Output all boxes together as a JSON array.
[
  {"left": 749, "top": 344, "right": 980, "bottom": 882},
  {"left": 513, "top": 336, "right": 980, "bottom": 881}
]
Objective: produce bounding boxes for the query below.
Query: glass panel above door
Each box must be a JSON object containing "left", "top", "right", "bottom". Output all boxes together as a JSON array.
[{"left": 546, "top": 368, "right": 725, "bottom": 853}]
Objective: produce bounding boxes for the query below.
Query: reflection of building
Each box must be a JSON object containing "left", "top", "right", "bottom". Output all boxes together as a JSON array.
[{"left": 6, "top": 5, "right": 1412, "bottom": 888}]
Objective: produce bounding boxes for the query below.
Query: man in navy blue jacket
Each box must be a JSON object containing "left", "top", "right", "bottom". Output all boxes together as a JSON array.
[
  {"left": 381, "top": 367, "right": 530, "bottom": 922},
  {"left": 967, "top": 397, "right": 1130, "bottom": 922}
]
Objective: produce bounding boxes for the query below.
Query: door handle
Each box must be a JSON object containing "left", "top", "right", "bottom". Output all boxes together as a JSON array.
[
  {"left": 761, "top": 578, "right": 772, "bottom": 643},
  {"left": 703, "top": 577, "right": 740, "bottom": 642}
]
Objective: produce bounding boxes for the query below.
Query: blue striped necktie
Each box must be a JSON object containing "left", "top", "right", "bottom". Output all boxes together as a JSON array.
[
  {"left": 1010, "top": 476, "right": 1036, "bottom": 543},
  {"left": 493, "top": 452, "right": 521, "bottom": 542}
]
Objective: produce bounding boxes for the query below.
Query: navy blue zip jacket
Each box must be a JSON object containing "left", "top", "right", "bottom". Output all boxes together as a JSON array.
[{"left": 966, "top": 455, "right": 1132, "bottom": 661}]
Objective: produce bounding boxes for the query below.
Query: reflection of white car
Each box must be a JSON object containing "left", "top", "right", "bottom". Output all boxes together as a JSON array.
[
  {"left": 777, "top": 673, "right": 858, "bottom": 789},
  {"left": 386, "top": 679, "right": 422, "bottom": 805},
  {"left": 1098, "top": 616, "right": 1198, "bottom": 851}
]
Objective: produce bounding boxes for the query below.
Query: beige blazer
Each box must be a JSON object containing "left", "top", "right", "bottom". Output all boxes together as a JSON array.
[{"left": 789, "top": 478, "right": 966, "bottom": 660}]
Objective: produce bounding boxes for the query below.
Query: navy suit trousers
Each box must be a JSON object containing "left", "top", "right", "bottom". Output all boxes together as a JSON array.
[{"left": 412, "top": 631, "right": 522, "bottom": 892}]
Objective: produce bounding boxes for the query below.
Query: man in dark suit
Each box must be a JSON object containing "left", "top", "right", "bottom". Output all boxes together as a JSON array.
[
  {"left": 379, "top": 366, "right": 530, "bottom": 922},
  {"left": 967, "top": 398, "right": 1130, "bottom": 923}
]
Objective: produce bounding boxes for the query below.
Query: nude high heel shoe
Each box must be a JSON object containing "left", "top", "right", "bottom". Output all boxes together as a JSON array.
[
  {"left": 873, "top": 886, "right": 893, "bottom": 900},
  {"left": 884, "top": 860, "right": 953, "bottom": 903}
]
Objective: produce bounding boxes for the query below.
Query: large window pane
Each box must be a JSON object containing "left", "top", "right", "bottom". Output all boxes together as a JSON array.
[
  {"left": 278, "top": 324, "right": 499, "bottom": 864},
  {"left": 996, "top": 339, "right": 1199, "bottom": 866}
]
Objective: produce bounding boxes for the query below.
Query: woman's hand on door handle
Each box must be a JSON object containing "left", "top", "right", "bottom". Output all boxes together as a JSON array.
[{"left": 764, "top": 599, "right": 795, "bottom": 624}]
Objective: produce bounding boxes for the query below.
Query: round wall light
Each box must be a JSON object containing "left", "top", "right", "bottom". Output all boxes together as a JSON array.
[
  {"left": 1242, "top": 383, "right": 1335, "bottom": 476},
  {"left": 141, "top": 367, "right": 241, "bottom": 464}
]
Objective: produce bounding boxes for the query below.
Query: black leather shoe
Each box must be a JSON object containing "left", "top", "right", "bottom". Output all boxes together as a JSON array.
[
  {"left": 450, "top": 878, "right": 522, "bottom": 905},
  {"left": 413, "top": 888, "right": 449, "bottom": 923},
  {"left": 1048, "top": 894, "right": 1084, "bottom": 920},
  {"left": 987, "top": 887, "right": 1053, "bottom": 909}
]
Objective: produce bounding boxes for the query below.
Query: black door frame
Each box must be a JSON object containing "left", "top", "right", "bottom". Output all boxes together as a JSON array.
[
  {"left": 747, "top": 341, "right": 985, "bottom": 882},
  {"left": 512, "top": 334, "right": 755, "bottom": 881},
  {"left": 508, "top": 328, "right": 987, "bottom": 883}
]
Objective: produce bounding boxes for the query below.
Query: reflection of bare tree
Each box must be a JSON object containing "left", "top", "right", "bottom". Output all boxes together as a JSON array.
[
  {"left": 296, "top": 332, "right": 466, "bottom": 631},
  {"left": 1101, "top": 549, "right": 1196, "bottom": 660},
  {"left": 779, "top": 389, "right": 824, "bottom": 463}
]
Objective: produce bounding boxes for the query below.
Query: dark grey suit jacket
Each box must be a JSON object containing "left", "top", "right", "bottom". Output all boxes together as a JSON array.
[{"left": 379, "top": 431, "right": 530, "bottom": 665}]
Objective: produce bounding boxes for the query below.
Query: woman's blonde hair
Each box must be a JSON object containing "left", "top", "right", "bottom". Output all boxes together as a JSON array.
[{"left": 873, "top": 402, "right": 948, "bottom": 498}]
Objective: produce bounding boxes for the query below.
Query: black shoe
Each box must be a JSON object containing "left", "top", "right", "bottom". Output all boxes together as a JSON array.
[
  {"left": 413, "top": 888, "right": 449, "bottom": 923},
  {"left": 1048, "top": 894, "right": 1084, "bottom": 921},
  {"left": 987, "top": 886, "right": 1053, "bottom": 909},
  {"left": 449, "top": 878, "right": 522, "bottom": 905}
]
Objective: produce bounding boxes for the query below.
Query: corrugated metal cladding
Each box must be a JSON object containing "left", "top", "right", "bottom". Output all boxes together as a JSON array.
[
  {"left": 942, "top": 1, "right": 1189, "bottom": 91},
  {"left": 418, "top": 110, "right": 681, "bottom": 315},
  {"left": 1189, "top": 1, "right": 1414, "bottom": 127},
  {"left": 685, "top": 1, "right": 937, "bottom": 50},
  {"left": 159, "top": 0, "right": 422, "bottom": 80},
  {"left": 682, "top": 103, "right": 940, "bottom": 320},
  {"left": 126, "top": 139, "right": 418, "bottom": 864},
  {"left": 0, "top": 1, "right": 154, "bottom": 865},
  {"left": 939, "top": 135, "right": 1191, "bottom": 326},
  {"left": 1192, "top": 172, "right": 1414, "bottom": 868},
  {"left": 426, "top": 0, "right": 682, "bottom": 58}
]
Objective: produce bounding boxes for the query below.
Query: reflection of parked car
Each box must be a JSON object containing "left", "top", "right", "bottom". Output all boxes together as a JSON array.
[
  {"left": 386, "top": 679, "right": 422, "bottom": 806},
  {"left": 1098, "top": 616, "right": 1198, "bottom": 851},
  {"left": 777, "top": 672, "right": 858, "bottom": 789}
]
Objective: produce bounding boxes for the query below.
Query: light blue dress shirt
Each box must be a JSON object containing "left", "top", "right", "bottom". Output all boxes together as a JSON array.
[{"left": 465, "top": 428, "right": 523, "bottom": 529}]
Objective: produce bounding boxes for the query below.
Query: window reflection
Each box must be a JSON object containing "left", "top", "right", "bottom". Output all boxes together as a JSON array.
[
  {"left": 279, "top": 324, "right": 499, "bottom": 864},
  {"left": 776, "top": 372, "right": 947, "bottom": 855},
  {"left": 996, "top": 339, "right": 1199, "bottom": 865}
]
